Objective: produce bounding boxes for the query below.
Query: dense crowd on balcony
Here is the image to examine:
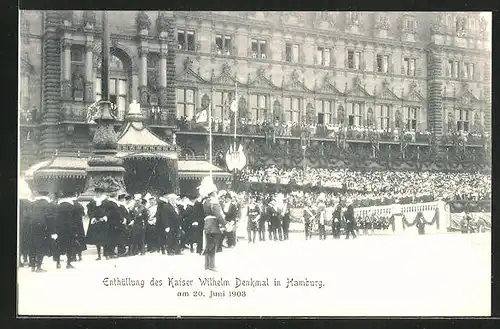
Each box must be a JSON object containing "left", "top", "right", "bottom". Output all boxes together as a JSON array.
[
  {"left": 239, "top": 166, "right": 491, "bottom": 207},
  {"left": 173, "top": 115, "right": 488, "bottom": 145}
]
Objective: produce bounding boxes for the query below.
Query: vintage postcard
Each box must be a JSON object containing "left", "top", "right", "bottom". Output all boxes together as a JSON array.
[{"left": 18, "top": 10, "right": 491, "bottom": 317}]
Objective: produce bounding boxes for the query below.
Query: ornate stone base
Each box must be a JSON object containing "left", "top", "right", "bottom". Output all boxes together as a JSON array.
[{"left": 79, "top": 165, "right": 127, "bottom": 201}]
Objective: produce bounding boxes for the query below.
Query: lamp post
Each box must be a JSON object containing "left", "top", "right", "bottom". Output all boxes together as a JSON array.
[
  {"left": 226, "top": 145, "right": 247, "bottom": 191},
  {"left": 301, "top": 144, "right": 307, "bottom": 178},
  {"left": 79, "top": 11, "right": 126, "bottom": 200}
]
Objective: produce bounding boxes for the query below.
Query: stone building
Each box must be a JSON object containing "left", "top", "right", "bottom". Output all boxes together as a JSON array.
[{"left": 19, "top": 11, "right": 491, "bottom": 178}]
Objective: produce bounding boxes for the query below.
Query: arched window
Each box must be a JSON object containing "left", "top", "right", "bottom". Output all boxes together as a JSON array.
[{"left": 95, "top": 48, "right": 131, "bottom": 121}]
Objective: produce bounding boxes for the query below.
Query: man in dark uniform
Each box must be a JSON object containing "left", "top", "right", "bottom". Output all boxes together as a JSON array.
[
  {"left": 162, "top": 193, "right": 183, "bottom": 255},
  {"left": 202, "top": 183, "right": 226, "bottom": 271},
  {"left": 19, "top": 196, "right": 31, "bottom": 267},
  {"left": 281, "top": 198, "right": 291, "bottom": 241},
  {"left": 222, "top": 193, "right": 238, "bottom": 248},
  {"left": 191, "top": 194, "right": 206, "bottom": 254},
  {"left": 130, "top": 198, "right": 148, "bottom": 255},
  {"left": 247, "top": 195, "right": 260, "bottom": 243},
  {"left": 86, "top": 188, "right": 108, "bottom": 260},
  {"left": 156, "top": 193, "right": 168, "bottom": 255},
  {"left": 344, "top": 199, "right": 357, "bottom": 239},
  {"left": 269, "top": 200, "right": 281, "bottom": 241},
  {"left": 255, "top": 196, "right": 266, "bottom": 242},
  {"left": 54, "top": 194, "right": 80, "bottom": 269},
  {"left": 124, "top": 195, "right": 136, "bottom": 254},
  {"left": 27, "top": 191, "right": 56, "bottom": 272},
  {"left": 332, "top": 201, "right": 342, "bottom": 239},
  {"left": 102, "top": 194, "right": 122, "bottom": 259},
  {"left": 116, "top": 193, "right": 129, "bottom": 256},
  {"left": 72, "top": 197, "right": 86, "bottom": 262}
]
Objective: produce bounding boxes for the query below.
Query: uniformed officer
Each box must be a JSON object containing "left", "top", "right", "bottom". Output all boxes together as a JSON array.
[
  {"left": 281, "top": 198, "right": 291, "bottom": 241},
  {"left": 316, "top": 193, "right": 327, "bottom": 240},
  {"left": 303, "top": 201, "right": 315, "bottom": 240},
  {"left": 247, "top": 195, "right": 260, "bottom": 243},
  {"left": 332, "top": 200, "right": 342, "bottom": 239},
  {"left": 201, "top": 180, "right": 226, "bottom": 271},
  {"left": 344, "top": 199, "right": 357, "bottom": 240}
]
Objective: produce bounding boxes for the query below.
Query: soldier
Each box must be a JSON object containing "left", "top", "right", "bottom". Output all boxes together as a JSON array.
[
  {"left": 303, "top": 201, "right": 315, "bottom": 240},
  {"left": 201, "top": 181, "right": 226, "bottom": 271},
  {"left": 344, "top": 199, "right": 357, "bottom": 240},
  {"left": 19, "top": 196, "right": 32, "bottom": 267},
  {"left": 255, "top": 196, "right": 266, "bottom": 242},
  {"left": 247, "top": 195, "right": 260, "bottom": 243},
  {"left": 86, "top": 188, "right": 108, "bottom": 261},
  {"left": 27, "top": 190, "right": 56, "bottom": 272},
  {"left": 281, "top": 198, "right": 291, "bottom": 241},
  {"left": 316, "top": 194, "right": 327, "bottom": 240}
]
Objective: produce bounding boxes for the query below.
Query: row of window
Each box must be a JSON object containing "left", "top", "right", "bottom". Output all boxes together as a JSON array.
[
  {"left": 176, "top": 30, "right": 420, "bottom": 74},
  {"left": 175, "top": 87, "right": 424, "bottom": 130},
  {"left": 447, "top": 60, "right": 476, "bottom": 80},
  {"left": 88, "top": 80, "right": 476, "bottom": 132}
]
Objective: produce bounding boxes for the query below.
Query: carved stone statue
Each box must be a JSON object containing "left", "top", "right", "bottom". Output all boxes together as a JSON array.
[
  {"left": 73, "top": 70, "right": 84, "bottom": 91},
  {"left": 222, "top": 62, "right": 231, "bottom": 74},
  {"left": 136, "top": 11, "right": 151, "bottom": 32},
  {"left": 183, "top": 57, "right": 193, "bottom": 70},
  {"left": 83, "top": 11, "right": 96, "bottom": 28}
]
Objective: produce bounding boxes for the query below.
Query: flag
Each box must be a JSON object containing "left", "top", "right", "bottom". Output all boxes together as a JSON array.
[
  {"left": 230, "top": 99, "right": 238, "bottom": 112},
  {"left": 195, "top": 109, "right": 208, "bottom": 123}
]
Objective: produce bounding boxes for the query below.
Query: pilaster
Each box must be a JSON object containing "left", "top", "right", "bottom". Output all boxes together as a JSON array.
[{"left": 426, "top": 47, "right": 444, "bottom": 138}]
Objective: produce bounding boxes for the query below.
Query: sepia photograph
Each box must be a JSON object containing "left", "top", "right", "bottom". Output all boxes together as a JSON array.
[{"left": 18, "top": 10, "right": 491, "bottom": 317}]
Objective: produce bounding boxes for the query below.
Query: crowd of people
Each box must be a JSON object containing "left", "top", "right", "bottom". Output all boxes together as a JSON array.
[
  {"left": 18, "top": 180, "right": 241, "bottom": 273},
  {"left": 240, "top": 167, "right": 491, "bottom": 207}
]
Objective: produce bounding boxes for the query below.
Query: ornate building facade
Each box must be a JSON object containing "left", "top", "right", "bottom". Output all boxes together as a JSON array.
[{"left": 20, "top": 11, "right": 491, "bottom": 174}]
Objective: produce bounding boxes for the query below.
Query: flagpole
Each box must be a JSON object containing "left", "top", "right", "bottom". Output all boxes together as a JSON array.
[
  {"left": 209, "top": 102, "right": 212, "bottom": 179},
  {"left": 234, "top": 82, "right": 238, "bottom": 151}
]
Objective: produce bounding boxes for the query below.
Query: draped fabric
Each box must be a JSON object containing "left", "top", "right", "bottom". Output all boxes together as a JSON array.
[{"left": 401, "top": 208, "right": 439, "bottom": 230}]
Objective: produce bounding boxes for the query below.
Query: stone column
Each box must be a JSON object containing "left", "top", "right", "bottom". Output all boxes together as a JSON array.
[
  {"left": 138, "top": 46, "right": 148, "bottom": 105},
  {"left": 159, "top": 51, "right": 167, "bottom": 107},
  {"left": 84, "top": 42, "right": 94, "bottom": 103},
  {"left": 61, "top": 38, "right": 72, "bottom": 100},
  {"left": 427, "top": 47, "right": 444, "bottom": 138}
]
